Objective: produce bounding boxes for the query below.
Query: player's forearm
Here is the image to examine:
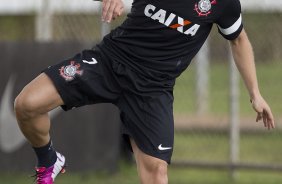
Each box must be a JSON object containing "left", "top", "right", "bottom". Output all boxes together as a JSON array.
[{"left": 230, "top": 29, "right": 260, "bottom": 100}]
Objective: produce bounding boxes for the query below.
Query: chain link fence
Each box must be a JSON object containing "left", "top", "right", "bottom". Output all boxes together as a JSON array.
[
  {"left": 0, "top": 0, "right": 282, "bottom": 174},
  {"left": 173, "top": 10, "right": 282, "bottom": 172}
]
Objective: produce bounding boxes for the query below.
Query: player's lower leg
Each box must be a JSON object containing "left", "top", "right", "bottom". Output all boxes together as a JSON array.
[
  {"left": 15, "top": 100, "right": 66, "bottom": 183},
  {"left": 130, "top": 139, "right": 168, "bottom": 184},
  {"left": 14, "top": 73, "right": 66, "bottom": 183}
]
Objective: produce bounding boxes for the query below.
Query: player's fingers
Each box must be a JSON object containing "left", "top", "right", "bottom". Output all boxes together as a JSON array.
[
  {"left": 102, "top": 0, "right": 112, "bottom": 21},
  {"left": 265, "top": 108, "right": 275, "bottom": 129},
  {"left": 112, "top": 8, "right": 119, "bottom": 20},
  {"left": 263, "top": 112, "right": 269, "bottom": 129},
  {"left": 269, "top": 118, "right": 275, "bottom": 129},
  {"left": 256, "top": 112, "right": 262, "bottom": 122},
  {"left": 263, "top": 120, "right": 267, "bottom": 128},
  {"left": 256, "top": 112, "right": 266, "bottom": 128},
  {"left": 269, "top": 116, "right": 275, "bottom": 129},
  {"left": 112, "top": 4, "right": 123, "bottom": 19},
  {"left": 118, "top": 4, "right": 124, "bottom": 16},
  {"left": 105, "top": 1, "right": 117, "bottom": 22}
]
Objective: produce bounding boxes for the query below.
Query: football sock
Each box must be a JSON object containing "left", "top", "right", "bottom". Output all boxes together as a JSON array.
[{"left": 33, "top": 139, "right": 57, "bottom": 168}]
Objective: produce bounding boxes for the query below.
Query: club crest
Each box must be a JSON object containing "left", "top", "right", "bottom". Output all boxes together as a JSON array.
[
  {"left": 194, "top": 0, "right": 217, "bottom": 17},
  {"left": 59, "top": 61, "right": 83, "bottom": 81}
]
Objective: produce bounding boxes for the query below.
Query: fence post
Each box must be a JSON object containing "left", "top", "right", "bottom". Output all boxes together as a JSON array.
[
  {"left": 195, "top": 39, "right": 210, "bottom": 115},
  {"left": 35, "top": 0, "right": 53, "bottom": 41},
  {"left": 229, "top": 47, "right": 240, "bottom": 179}
]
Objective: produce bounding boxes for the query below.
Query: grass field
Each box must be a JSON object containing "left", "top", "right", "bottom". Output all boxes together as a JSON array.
[
  {"left": 174, "top": 61, "right": 282, "bottom": 117},
  {"left": 173, "top": 131, "right": 282, "bottom": 163},
  {"left": 2, "top": 166, "right": 282, "bottom": 184},
  {"left": 1, "top": 132, "right": 282, "bottom": 184}
]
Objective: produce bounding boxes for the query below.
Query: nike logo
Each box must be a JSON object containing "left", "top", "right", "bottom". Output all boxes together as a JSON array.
[
  {"left": 82, "top": 58, "right": 98, "bottom": 65},
  {"left": 0, "top": 75, "right": 25, "bottom": 153},
  {"left": 0, "top": 75, "right": 62, "bottom": 153},
  {"left": 158, "top": 144, "right": 172, "bottom": 151}
]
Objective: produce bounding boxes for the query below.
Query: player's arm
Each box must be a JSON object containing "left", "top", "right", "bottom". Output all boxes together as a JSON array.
[
  {"left": 229, "top": 29, "right": 275, "bottom": 129},
  {"left": 94, "top": 0, "right": 124, "bottom": 23}
]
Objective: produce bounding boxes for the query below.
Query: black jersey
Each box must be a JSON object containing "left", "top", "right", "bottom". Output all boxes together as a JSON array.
[{"left": 99, "top": 0, "right": 243, "bottom": 83}]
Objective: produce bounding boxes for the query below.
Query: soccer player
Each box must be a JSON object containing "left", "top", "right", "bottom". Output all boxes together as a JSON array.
[{"left": 14, "top": 0, "right": 275, "bottom": 183}]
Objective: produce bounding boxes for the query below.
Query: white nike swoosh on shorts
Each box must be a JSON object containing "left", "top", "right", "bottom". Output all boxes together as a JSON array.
[{"left": 158, "top": 144, "right": 172, "bottom": 151}]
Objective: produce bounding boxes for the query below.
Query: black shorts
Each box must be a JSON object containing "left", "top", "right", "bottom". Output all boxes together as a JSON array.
[{"left": 44, "top": 47, "right": 174, "bottom": 163}]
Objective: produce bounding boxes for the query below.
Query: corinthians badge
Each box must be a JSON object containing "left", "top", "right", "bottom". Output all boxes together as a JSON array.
[
  {"left": 59, "top": 61, "right": 83, "bottom": 81},
  {"left": 194, "top": 0, "right": 217, "bottom": 17}
]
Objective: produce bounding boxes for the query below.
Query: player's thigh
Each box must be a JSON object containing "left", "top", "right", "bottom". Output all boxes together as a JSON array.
[
  {"left": 130, "top": 138, "right": 168, "bottom": 173},
  {"left": 15, "top": 73, "right": 63, "bottom": 114}
]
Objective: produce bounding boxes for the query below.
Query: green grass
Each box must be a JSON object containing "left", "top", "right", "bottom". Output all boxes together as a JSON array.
[
  {"left": 173, "top": 131, "right": 282, "bottom": 164},
  {"left": 168, "top": 169, "right": 282, "bottom": 184},
  {"left": 2, "top": 163, "right": 282, "bottom": 184},
  {"left": 1, "top": 132, "right": 282, "bottom": 184},
  {"left": 174, "top": 61, "right": 282, "bottom": 117}
]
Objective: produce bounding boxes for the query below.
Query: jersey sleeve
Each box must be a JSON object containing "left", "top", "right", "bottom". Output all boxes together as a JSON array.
[{"left": 216, "top": 0, "right": 243, "bottom": 40}]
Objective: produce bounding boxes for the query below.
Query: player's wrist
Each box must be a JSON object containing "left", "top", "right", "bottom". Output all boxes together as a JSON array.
[
  {"left": 249, "top": 92, "right": 262, "bottom": 104},
  {"left": 249, "top": 88, "right": 261, "bottom": 100}
]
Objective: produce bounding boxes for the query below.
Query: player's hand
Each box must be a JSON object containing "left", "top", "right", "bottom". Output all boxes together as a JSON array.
[
  {"left": 250, "top": 95, "right": 275, "bottom": 130},
  {"left": 101, "top": 0, "right": 124, "bottom": 23}
]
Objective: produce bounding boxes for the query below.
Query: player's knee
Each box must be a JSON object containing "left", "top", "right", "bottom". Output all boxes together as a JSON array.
[
  {"left": 152, "top": 162, "right": 168, "bottom": 183},
  {"left": 143, "top": 159, "right": 168, "bottom": 184},
  {"left": 14, "top": 93, "right": 39, "bottom": 122}
]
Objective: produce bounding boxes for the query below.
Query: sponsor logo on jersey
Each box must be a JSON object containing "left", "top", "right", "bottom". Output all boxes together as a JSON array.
[
  {"left": 194, "top": 0, "right": 217, "bottom": 17},
  {"left": 59, "top": 61, "right": 83, "bottom": 81},
  {"left": 144, "top": 4, "right": 200, "bottom": 36}
]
